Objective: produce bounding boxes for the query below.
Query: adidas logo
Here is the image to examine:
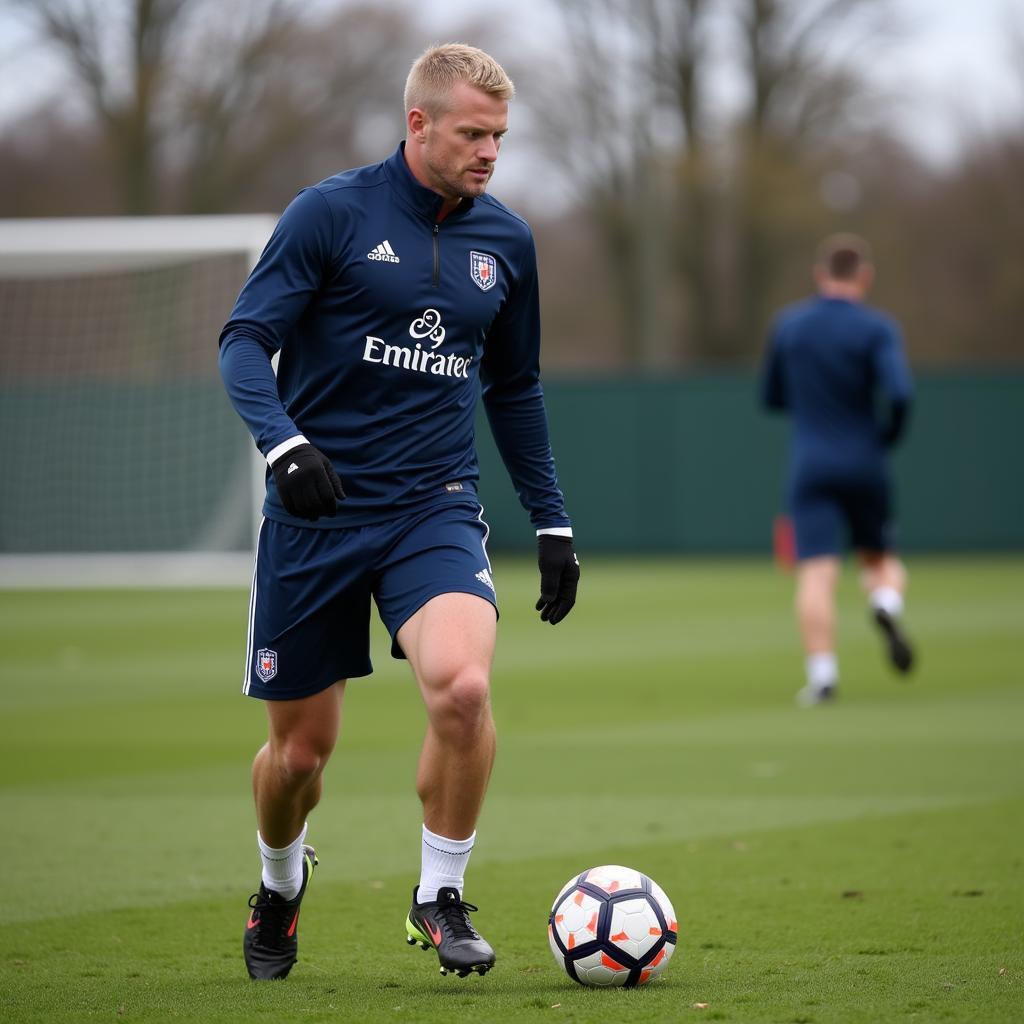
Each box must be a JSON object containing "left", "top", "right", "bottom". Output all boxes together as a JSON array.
[
  {"left": 367, "top": 239, "right": 400, "bottom": 263},
  {"left": 475, "top": 569, "right": 495, "bottom": 593}
]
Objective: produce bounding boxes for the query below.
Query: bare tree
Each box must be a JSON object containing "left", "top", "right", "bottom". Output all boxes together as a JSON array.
[
  {"left": 531, "top": 0, "right": 708, "bottom": 368},
  {"left": 727, "top": 0, "right": 898, "bottom": 358},
  {"left": 530, "top": 0, "right": 892, "bottom": 365},
  {"left": 658, "top": 0, "right": 715, "bottom": 361},
  {"left": 4, "top": 0, "right": 418, "bottom": 214},
  {"left": 522, "top": 0, "right": 1021, "bottom": 370},
  {"left": 6, "top": 0, "right": 199, "bottom": 212},
  {"left": 169, "top": 2, "right": 417, "bottom": 211}
]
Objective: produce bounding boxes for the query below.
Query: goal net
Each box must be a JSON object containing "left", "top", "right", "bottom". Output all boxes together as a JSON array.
[{"left": 0, "top": 216, "right": 276, "bottom": 587}]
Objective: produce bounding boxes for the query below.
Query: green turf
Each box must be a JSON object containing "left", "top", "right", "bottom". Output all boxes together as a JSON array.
[{"left": 1, "top": 556, "right": 1021, "bottom": 1022}]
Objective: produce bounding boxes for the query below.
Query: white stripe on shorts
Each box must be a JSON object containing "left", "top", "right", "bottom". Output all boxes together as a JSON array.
[
  {"left": 242, "top": 517, "right": 265, "bottom": 695},
  {"left": 476, "top": 504, "right": 492, "bottom": 573}
]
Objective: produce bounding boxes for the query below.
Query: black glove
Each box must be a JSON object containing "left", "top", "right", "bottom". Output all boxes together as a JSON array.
[
  {"left": 536, "top": 535, "right": 580, "bottom": 624},
  {"left": 880, "top": 398, "right": 911, "bottom": 447},
  {"left": 271, "top": 443, "right": 345, "bottom": 521}
]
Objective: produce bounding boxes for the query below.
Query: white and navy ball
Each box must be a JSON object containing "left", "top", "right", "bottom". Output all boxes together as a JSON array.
[{"left": 548, "top": 864, "right": 678, "bottom": 987}]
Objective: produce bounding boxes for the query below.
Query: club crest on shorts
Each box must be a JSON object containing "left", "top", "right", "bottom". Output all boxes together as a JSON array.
[
  {"left": 255, "top": 648, "right": 278, "bottom": 683},
  {"left": 470, "top": 251, "right": 497, "bottom": 291}
]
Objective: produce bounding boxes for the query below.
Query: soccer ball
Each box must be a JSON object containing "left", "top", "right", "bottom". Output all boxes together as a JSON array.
[{"left": 547, "top": 864, "right": 678, "bottom": 987}]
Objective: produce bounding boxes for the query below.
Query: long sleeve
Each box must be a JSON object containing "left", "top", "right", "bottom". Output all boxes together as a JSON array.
[
  {"left": 872, "top": 319, "right": 914, "bottom": 405},
  {"left": 218, "top": 187, "right": 334, "bottom": 458},
  {"left": 880, "top": 398, "right": 911, "bottom": 447},
  {"left": 760, "top": 327, "right": 787, "bottom": 411},
  {"left": 872, "top": 319, "right": 914, "bottom": 447},
  {"left": 480, "top": 234, "right": 570, "bottom": 530},
  {"left": 218, "top": 335, "right": 298, "bottom": 457}
]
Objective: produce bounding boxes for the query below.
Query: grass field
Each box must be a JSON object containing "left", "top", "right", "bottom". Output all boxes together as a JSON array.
[{"left": 1, "top": 556, "right": 1021, "bottom": 1023}]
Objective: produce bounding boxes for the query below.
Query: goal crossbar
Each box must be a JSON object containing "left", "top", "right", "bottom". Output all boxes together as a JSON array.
[
  {"left": 0, "top": 215, "right": 277, "bottom": 277},
  {"left": 0, "top": 214, "right": 276, "bottom": 588}
]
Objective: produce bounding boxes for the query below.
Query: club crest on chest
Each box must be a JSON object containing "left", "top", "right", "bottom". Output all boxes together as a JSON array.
[{"left": 470, "top": 251, "right": 497, "bottom": 291}]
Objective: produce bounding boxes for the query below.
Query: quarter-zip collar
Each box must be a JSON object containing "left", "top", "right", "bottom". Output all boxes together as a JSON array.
[{"left": 384, "top": 142, "right": 475, "bottom": 223}]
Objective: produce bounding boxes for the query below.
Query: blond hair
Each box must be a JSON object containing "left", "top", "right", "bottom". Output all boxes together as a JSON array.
[{"left": 404, "top": 43, "right": 515, "bottom": 117}]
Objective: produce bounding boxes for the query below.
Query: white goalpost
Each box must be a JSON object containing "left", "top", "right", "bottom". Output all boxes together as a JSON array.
[{"left": 0, "top": 215, "right": 277, "bottom": 587}]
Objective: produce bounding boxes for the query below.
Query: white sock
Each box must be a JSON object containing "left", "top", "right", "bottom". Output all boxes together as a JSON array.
[
  {"left": 258, "top": 822, "right": 308, "bottom": 900},
  {"left": 805, "top": 652, "right": 838, "bottom": 690},
  {"left": 870, "top": 586, "right": 904, "bottom": 618},
  {"left": 418, "top": 825, "right": 475, "bottom": 903}
]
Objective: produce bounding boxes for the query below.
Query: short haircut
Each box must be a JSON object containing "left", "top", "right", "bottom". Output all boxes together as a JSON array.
[
  {"left": 404, "top": 43, "right": 515, "bottom": 117},
  {"left": 816, "top": 233, "right": 873, "bottom": 280}
]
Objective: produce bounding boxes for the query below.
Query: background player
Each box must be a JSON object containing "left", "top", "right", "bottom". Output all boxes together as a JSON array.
[
  {"left": 760, "top": 233, "right": 915, "bottom": 706},
  {"left": 219, "top": 43, "right": 579, "bottom": 980}
]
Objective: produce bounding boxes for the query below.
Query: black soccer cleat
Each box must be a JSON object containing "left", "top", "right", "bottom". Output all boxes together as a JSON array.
[
  {"left": 243, "top": 845, "right": 318, "bottom": 980},
  {"left": 405, "top": 886, "right": 495, "bottom": 978},
  {"left": 796, "top": 682, "right": 837, "bottom": 707},
  {"left": 873, "top": 607, "right": 915, "bottom": 674}
]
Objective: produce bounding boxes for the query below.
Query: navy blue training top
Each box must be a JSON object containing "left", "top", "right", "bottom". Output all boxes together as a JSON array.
[
  {"left": 219, "top": 143, "right": 570, "bottom": 531},
  {"left": 760, "top": 295, "right": 913, "bottom": 477}
]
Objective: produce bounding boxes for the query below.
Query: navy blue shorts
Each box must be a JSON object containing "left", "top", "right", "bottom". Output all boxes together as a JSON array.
[
  {"left": 241, "top": 500, "right": 497, "bottom": 700},
  {"left": 789, "top": 472, "right": 894, "bottom": 560}
]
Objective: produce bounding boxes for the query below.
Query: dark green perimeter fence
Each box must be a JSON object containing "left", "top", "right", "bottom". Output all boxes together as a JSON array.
[
  {"left": 0, "top": 371, "right": 1020, "bottom": 555},
  {"left": 476, "top": 372, "right": 1024, "bottom": 553}
]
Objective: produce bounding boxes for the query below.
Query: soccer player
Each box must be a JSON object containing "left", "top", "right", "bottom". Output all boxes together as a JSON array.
[
  {"left": 760, "top": 233, "right": 915, "bottom": 706},
  {"left": 218, "top": 43, "right": 579, "bottom": 981}
]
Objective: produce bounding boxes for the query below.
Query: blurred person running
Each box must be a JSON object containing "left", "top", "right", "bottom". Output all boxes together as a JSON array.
[
  {"left": 219, "top": 42, "right": 579, "bottom": 981},
  {"left": 760, "top": 233, "right": 915, "bottom": 706}
]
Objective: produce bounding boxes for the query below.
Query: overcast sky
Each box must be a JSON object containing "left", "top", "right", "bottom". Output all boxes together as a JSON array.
[
  {"left": 1, "top": 0, "right": 1021, "bottom": 170},
  {"left": 418, "top": 0, "right": 1024, "bottom": 167},
  {"left": 859, "top": 0, "right": 1024, "bottom": 161}
]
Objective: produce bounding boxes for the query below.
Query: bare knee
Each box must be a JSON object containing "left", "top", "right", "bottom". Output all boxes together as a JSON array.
[
  {"left": 428, "top": 670, "right": 492, "bottom": 741},
  {"left": 267, "top": 731, "right": 335, "bottom": 785},
  {"left": 858, "top": 552, "right": 906, "bottom": 592}
]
